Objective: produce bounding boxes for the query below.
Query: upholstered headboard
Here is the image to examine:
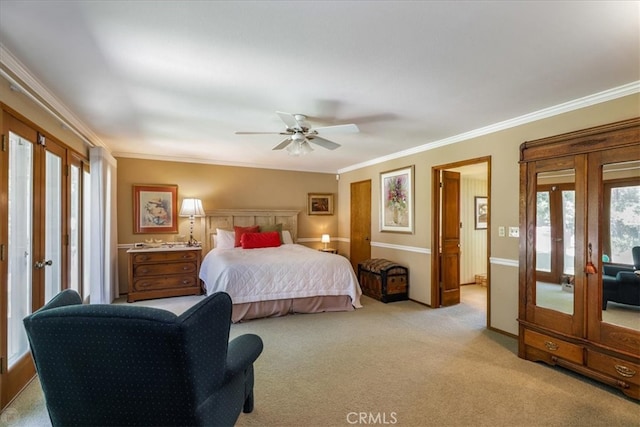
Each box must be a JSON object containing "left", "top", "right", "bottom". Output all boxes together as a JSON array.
[{"left": 203, "top": 209, "right": 300, "bottom": 253}]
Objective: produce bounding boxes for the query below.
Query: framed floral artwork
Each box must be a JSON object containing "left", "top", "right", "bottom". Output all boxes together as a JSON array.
[
  {"left": 308, "top": 193, "right": 334, "bottom": 215},
  {"left": 133, "top": 184, "right": 178, "bottom": 233},
  {"left": 380, "top": 165, "right": 414, "bottom": 233},
  {"left": 475, "top": 196, "right": 488, "bottom": 230}
]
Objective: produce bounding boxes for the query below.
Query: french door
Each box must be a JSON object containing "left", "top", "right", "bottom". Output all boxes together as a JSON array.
[{"left": 1, "top": 111, "right": 72, "bottom": 407}]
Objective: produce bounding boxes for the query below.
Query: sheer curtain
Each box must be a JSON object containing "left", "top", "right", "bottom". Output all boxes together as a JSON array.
[{"left": 89, "top": 147, "right": 118, "bottom": 304}]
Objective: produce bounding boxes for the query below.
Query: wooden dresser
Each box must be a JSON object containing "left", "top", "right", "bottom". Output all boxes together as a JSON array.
[{"left": 127, "top": 246, "right": 202, "bottom": 302}]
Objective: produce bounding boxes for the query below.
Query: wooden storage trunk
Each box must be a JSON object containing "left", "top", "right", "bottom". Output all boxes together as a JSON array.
[
  {"left": 358, "top": 259, "right": 408, "bottom": 303},
  {"left": 474, "top": 274, "right": 487, "bottom": 287}
]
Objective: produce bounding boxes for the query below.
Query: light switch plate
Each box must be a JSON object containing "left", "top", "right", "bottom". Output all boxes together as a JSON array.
[
  {"left": 509, "top": 227, "right": 519, "bottom": 238},
  {"left": 498, "top": 226, "right": 505, "bottom": 237}
]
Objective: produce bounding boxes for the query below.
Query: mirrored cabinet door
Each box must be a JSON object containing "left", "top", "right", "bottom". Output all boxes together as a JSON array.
[
  {"left": 523, "top": 155, "right": 585, "bottom": 337},
  {"left": 587, "top": 149, "right": 640, "bottom": 353}
]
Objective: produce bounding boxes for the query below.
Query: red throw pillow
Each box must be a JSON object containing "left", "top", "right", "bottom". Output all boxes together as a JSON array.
[
  {"left": 240, "top": 231, "right": 281, "bottom": 249},
  {"left": 234, "top": 225, "right": 260, "bottom": 247}
]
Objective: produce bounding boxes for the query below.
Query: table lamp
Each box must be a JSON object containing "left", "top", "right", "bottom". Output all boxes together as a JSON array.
[
  {"left": 321, "top": 234, "right": 330, "bottom": 250},
  {"left": 179, "top": 198, "right": 205, "bottom": 246}
]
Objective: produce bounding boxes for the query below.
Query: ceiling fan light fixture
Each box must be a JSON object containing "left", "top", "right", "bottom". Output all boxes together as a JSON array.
[
  {"left": 286, "top": 140, "right": 313, "bottom": 156},
  {"left": 301, "top": 141, "right": 313, "bottom": 154},
  {"left": 287, "top": 141, "right": 302, "bottom": 156}
]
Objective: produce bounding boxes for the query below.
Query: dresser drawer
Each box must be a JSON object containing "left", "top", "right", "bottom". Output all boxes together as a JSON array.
[
  {"left": 133, "top": 275, "right": 198, "bottom": 292},
  {"left": 133, "top": 262, "right": 197, "bottom": 277},
  {"left": 524, "top": 329, "right": 584, "bottom": 365},
  {"left": 132, "top": 251, "right": 197, "bottom": 263},
  {"left": 127, "top": 248, "right": 202, "bottom": 302},
  {"left": 587, "top": 350, "right": 640, "bottom": 387}
]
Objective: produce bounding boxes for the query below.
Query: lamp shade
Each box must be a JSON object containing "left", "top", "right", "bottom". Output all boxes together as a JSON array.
[
  {"left": 179, "top": 198, "right": 205, "bottom": 217},
  {"left": 321, "top": 234, "right": 330, "bottom": 244}
]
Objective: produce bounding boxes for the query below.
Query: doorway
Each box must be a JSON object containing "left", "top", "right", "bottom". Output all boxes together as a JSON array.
[
  {"left": 350, "top": 180, "right": 371, "bottom": 272},
  {"left": 431, "top": 158, "right": 491, "bottom": 324}
]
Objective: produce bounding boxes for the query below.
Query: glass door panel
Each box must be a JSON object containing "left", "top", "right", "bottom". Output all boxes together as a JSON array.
[
  {"left": 69, "top": 164, "right": 80, "bottom": 294},
  {"left": 82, "top": 168, "right": 91, "bottom": 301},
  {"left": 562, "top": 190, "right": 575, "bottom": 276},
  {"left": 44, "top": 150, "right": 62, "bottom": 303},
  {"left": 7, "top": 132, "right": 34, "bottom": 369}
]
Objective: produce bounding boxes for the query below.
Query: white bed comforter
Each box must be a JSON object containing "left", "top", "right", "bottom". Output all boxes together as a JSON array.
[{"left": 199, "top": 244, "right": 362, "bottom": 307}]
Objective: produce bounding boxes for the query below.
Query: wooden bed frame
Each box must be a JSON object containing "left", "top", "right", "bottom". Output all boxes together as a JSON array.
[{"left": 203, "top": 209, "right": 300, "bottom": 253}]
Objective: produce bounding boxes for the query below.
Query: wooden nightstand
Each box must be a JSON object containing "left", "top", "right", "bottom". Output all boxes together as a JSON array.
[
  {"left": 319, "top": 248, "right": 338, "bottom": 254},
  {"left": 127, "top": 246, "right": 202, "bottom": 302}
]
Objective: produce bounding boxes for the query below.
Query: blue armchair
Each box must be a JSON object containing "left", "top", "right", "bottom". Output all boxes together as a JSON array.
[
  {"left": 23, "top": 290, "right": 263, "bottom": 427},
  {"left": 602, "top": 246, "right": 640, "bottom": 310}
]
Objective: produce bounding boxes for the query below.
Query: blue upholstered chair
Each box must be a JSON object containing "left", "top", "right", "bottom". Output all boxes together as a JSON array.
[
  {"left": 602, "top": 246, "right": 640, "bottom": 310},
  {"left": 23, "top": 290, "right": 263, "bottom": 427}
]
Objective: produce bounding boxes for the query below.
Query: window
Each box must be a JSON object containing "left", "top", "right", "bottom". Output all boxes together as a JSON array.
[{"left": 603, "top": 178, "right": 640, "bottom": 265}]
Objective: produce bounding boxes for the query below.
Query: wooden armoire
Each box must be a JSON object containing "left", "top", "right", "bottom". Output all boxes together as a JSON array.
[{"left": 518, "top": 117, "right": 640, "bottom": 399}]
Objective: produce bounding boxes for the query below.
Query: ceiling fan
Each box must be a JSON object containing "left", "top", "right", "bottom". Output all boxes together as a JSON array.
[{"left": 235, "top": 111, "right": 359, "bottom": 156}]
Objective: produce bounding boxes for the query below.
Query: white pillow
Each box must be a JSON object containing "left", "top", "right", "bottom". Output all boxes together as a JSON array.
[
  {"left": 282, "top": 230, "right": 294, "bottom": 244},
  {"left": 216, "top": 228, "right": 236, "bottom": 249}
]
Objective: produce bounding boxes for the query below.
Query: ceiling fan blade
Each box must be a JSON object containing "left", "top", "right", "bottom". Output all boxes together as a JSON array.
[
  {"left": 276, "top": 111, "right": 301, "bottom": 130},
  {"left": 312, "top": 123, "right": 359, "bottom": 134},
  {"left": 272, "top": 137, "right": 293, "bottom": 150},
  {"left": 235, "top": 131, "right": 291, "bottom": 135},
  {"left": 307, "top": 135, "right": 341, "bottom": 150}
]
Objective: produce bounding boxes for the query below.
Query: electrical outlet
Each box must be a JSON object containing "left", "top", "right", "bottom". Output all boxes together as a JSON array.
[
  {"left": 509, "top": 227, "right": 519, "bottom": 238},
  {"left": 498, "top": 226, "right": 505, "bottom": 237}
]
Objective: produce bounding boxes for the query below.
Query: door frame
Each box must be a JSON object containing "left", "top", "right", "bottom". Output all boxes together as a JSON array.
[{"left": 431, "top": 157, "right": 491, "bottom": 322}]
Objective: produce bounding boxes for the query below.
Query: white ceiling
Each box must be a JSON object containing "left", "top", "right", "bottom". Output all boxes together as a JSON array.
[{"left": 1, "top": 1, "right": 638, "bottom": 173}]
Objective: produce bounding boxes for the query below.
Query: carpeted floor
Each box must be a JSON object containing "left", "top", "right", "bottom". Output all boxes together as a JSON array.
[{"left": 2, "top": 285, "right": 639, "bottom": 426}]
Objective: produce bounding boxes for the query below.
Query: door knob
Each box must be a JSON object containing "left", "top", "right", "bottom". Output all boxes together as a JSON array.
[{"left": 34, "top": 259, "right": 53, "bottom": 269}]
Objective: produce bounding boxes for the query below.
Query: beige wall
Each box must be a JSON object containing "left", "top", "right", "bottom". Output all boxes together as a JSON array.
[
  {"left": 337, "top": 93, "right": 640, "bottom": 335},
  {"left": 116, "top": 157, "right": 339, "bottom": 292}
]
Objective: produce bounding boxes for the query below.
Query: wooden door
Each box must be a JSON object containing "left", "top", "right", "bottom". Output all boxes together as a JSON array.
[
  {"left": 1, "top": 112, "right": 68, "bottom": 408},
  {"left": 441, "top": 171, "right": 461, "bottom": 306},
  {"left": 350, "top": 180, "right": 371, "bottom": 271}
]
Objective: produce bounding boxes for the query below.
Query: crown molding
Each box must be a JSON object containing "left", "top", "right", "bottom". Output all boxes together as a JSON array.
[
  {"left": 338, "top": 81, "right": 640, "bottom": 174},
  {"left": 0, "top": 43, "right": 106, "bottom": 149}
]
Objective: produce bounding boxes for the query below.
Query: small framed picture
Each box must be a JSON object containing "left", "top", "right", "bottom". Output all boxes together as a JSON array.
[
  {"left": 380, "top": 165, "right": 414, "bottom": 233},
  {"left": 475, "top": 196, "right": 488, "bottom": 230},
  {"left": 133, "top": 184, "right": 178, "bottom": 233},
  {"left": 308, "top": 193, "right": 334, "bottom": 215}
]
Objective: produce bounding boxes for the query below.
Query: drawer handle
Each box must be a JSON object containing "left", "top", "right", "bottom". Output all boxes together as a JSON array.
[
  {"left": 139, "top": 282, "right": 150, "bottom": 288},
  {"left": 614, "top": 364, "right": 637, "bottom": 378},
  {"left": 182, "top": 280, "right": 191, "bottom": 284},
  {"left": 544, "top": 341, "right": 559, "bottom": 351},
  {"left": 183, "top": 266, "right": 191, "bottom": 271}
]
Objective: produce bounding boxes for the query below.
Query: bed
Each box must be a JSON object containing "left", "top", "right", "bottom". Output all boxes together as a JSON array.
[{"left": 199, "top": 209, "right": 362, "bottom": 322}]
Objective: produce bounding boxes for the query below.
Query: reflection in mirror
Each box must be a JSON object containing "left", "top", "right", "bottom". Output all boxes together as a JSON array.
[
  {"left": 535, "top": 169, "right": 575, "bottom": 315},
  {"left": 601, "top": 160, "right": 640, "bottom": 331}
]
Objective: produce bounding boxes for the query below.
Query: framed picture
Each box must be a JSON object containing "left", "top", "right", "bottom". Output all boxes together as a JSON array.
[
  {"left": 380, "top": 165, "right": 414, "bottom": 233},
  {"left": 308, "top": 193, "right": 334, "bottom": 215},
  {"left": 133, "top": 184, "right": 178, "bottom": 233},
  {"left": 475, "top": 196, "right": 488, "bottom": 230}
]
